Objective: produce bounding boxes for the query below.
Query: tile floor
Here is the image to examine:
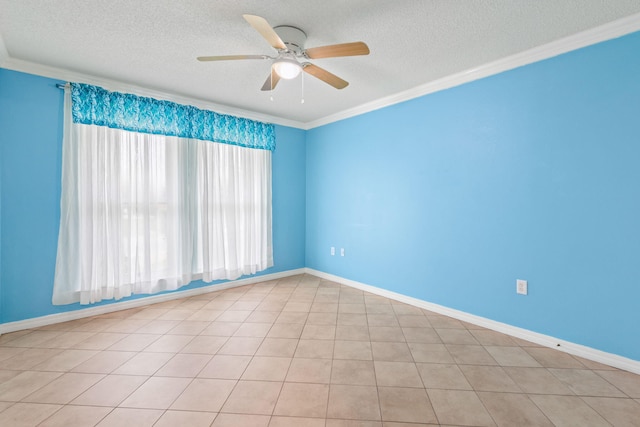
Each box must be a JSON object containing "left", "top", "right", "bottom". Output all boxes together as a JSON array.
[{"left": 1, "top": 274, "right": 639, "bottom": 426}]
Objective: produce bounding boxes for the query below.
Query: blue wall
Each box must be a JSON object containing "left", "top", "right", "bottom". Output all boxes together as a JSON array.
[
  {"left": 306, "top": 32, "right": 640, "bottom": 360},
  {"left": 0, "top": 69, "right": 306, "bottom": 324}
]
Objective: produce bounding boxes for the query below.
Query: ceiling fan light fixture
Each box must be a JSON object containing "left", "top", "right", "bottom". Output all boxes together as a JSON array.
[{"left": 273, "top": 57, "right": 301, "bottom": 79}]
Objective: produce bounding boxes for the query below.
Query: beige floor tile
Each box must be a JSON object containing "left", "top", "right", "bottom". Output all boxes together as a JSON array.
[
  {"left": 142, "top": 334, "right": 194, "bottom": 353},
  {"left": 401, "top": 328, "right": 441, "bottom": 344},
  {"left": 0, "top": 347, "right": 26, "bottom": 363},
  {"left": 1, "top": 348, "right": 63, "bottom": 370},
  {"left": 0, "top": 401, "right": 13, "bottom": 412},
  {"left": 198, "top": 354, "right": 252, "bottom": 379},
  {"left": 104, "top": 319, "right": 151, "bottom": 334},
  {"left": 302, "top": 324, "right": 336, "bottom": 340},
  {"left": 212, "top": 413, "right": 270, "bottom": 426},
  {"left": 485, "top": 346, "right": 541, "bottom": 367},
  {"left": 268, "top": 323, "right": 305, "bottom": 338},
  {"left": 155, "top": 353, "right": 211, "bottom": 377},
  {"left": 529, "top": 394, "right": 609, "bottom": 427},
  {"left": 42, "top": 331, "right": 97, "bottom": 349},
  {"left": 242, "top": 356, "right": 292, "bottom": 381},
  {"left": 274, "top": 382, "right": 329, "bottom": 417},
  {"left": 327, "top": 384, "right": 381, "bottom": 420},
  {"left": 33, "top": 349, "right": 99, "bottom": 371},
  {"left": 72, "top": 332, "right": 128, "bottom": 350},
  {"left": 469, "top": 329, "right": 518, "bottom": 346},
  {"left": 270, "top": 416, "right": 326, "bottom": 426},
  {"left": 331, "top": 360, "right": 376, "bottom": 386},
  {"left": 276, "top": 312, "right": 309, "bottom": 324},
  {"left": 296, "top": 339, "right": 335, "bottom": 359},
  {"left": 112, "top": 352, "right": 173, "bottom": 375},
  {"left": 337, "top": 313, "right": 367, "bottom": 326},
  {"left": 23, "top": 372, "right": 104, "bottom": 404},
  {"left": 308, "top": 312, "right": 339, "bottom": 325},
  {"left": 425, "top": 315, "right": 465, "bottom": 329},
  {"left": 234, "top": 322, "right": 273, "bottom": 337},
  {"left": 166, "top": 321, "right": 210, "bottom": 335},
  {"left": 459, "top": 365, "right": 521, "bottom": 392},
  {"left": 201, "top": 321, "right": 242, "bottom": 336},
  {"left": 446, "top": 344, "right": 498, "bottom": 365},
  {"left": 392, "top": 304, "right": 424, "bottom": 316},
  {"left": 221, "top": 380, "right": 282, "bottom": 415},
  {"left": 427, "top": 389, "right": 495, "bottom": 426},
  {"left": 246, "top": 311, "right": 280, "bottom": 323},
  {"left": 336, "top": 325, "right": 370, "bottom": 341},
  {"left": 371, "top": 342, "right": 413, "bottom": 361},
  {"left": 524, "top": 347, "right": 586, "bottom": 368},
  {"left": 365, "top": 305, "right": 394, "bottom": 315},
  {"left": 378, "top": 386, "right": 437, "bottom": 423},
  {"left": 396, "top": 315, "right": 431, "bottom": 328},
  {"left": 596, "top": 370, "right": 640, "bottom": 398},
  {"left": 310, "top": 302, "right": 339, "bottom": 313},
  {"left": 38, "top": 404, "right": 112, "bottom": 427},
  {"left": 417, "top": 363, "right": 472, "bottom": 390},
  {"left": 0, "top": 402, "right": 62, "bottom": 427},
  {"left": 327, "top": 419, "right": 382, "bottom": 426},
  {"left": 120, "top": 376, "right": 191, "bottom": 409},
  {"left": 170, "top": 378, "right": 236, "bottom": 411},
  {"left": 71, "top": 350, "right": 136, "bottom": 374},
  {"left": 435, "top": 328, "right": 479, "bottom": 345},
  {"left": 283, "top": 301, "right": 312, "bottom": 312},
  {"left": 106, "top": 333, "right": 159, "bottom": 351},
  {"left": 287, "top": 358, "right": 332, "bottom": 383},
  {"left": 203, "top": 300, "right": 235, "bottom": 311},
  {"left": 582, "top": 396, "right": 640, "bottom": 427},
  {"left": 154, "top": 410, "right": 217, "bottom": 427},
  {"left": 334, "top": 340, "right": 372, "bottom": 360},
  {"left": 550, "top": 368, "right": 626, "bottom": 397},
  {"left": 369, "top": 327, "right": 405, "bottom": 342},
  {"left": 256, "top": 338, "right": 299, "bottom": 357},
  {"left": 375, "top": 361, "right": 423, "bottom": 387},
  {"left": 0, "top": 370, "right": 61, "bottom": 401},
  {"left": 2, "top": 330, "right": 63, "bottom": 347},
  {"left": 504, "top": 367, "right": 574, "bottom": 395},
  {"left": 96, "top": 407, "right": 163, "bottom": 427},
  {"left": 478, "top": 392, "right": 553, "bottom": 426},
  {"left": 218, "top": 336, "right": 263, "bottom": 355},
  {"left": 368, "top": 315, "right": 400, "bottom": 328},
  {"left": 179, "top": 335, "right": 228, "bottom": 354},
  {"left": 72, "top": 374, "right": 147, "bottom": 406},
  {"left": 134, "top": 319, "right": 181, "bottom": 335},
  {"left": 339, "top": 303, "right": 367, "bottom": 314},
  {"left": 229, "top": 300, "right": 261, "bottom": 311},
  {"left": 408, "top": 343, "right": 454, "bottom": 364},
  {"left": 158, "top": 309, "right": 196, "bottom": 321}
]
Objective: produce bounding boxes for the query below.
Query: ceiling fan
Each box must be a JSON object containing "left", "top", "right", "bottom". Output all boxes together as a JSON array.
[{"left": 197, "top": 14, "right": 370, "bottom": 91}]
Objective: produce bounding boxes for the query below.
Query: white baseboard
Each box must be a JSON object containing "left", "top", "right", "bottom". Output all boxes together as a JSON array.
[
  {"left": 306, "top": 268, "right": 640, "bottom": 375},
  {"left": 0, "top": 268, "right": 305, "bottom": 335}
]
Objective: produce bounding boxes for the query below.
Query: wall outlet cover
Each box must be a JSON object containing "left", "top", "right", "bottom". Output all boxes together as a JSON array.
[{"left": 517, "top": 279, "right": 528, "bottom": 295}]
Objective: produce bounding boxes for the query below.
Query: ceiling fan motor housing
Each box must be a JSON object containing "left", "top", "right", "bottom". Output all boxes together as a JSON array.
[{"left": 274, "top": 25, "right": 307, "bottom": 56}]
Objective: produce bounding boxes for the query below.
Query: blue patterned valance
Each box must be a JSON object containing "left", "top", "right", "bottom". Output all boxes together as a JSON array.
[{"left": 70, "top": 83, "right": 275, "bottom": 151}]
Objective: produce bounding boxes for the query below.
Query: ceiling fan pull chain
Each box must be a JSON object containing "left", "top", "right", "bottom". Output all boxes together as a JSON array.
[{"left": 301, "top": 71, "right": 305, "bottom": 104}]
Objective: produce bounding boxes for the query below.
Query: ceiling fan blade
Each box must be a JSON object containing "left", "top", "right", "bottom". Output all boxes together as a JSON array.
[
  {"left": 261, "top": 68, "right": 281, "bottom": 91},
  {"left": 243, "top": 14, "right": 286, "bottom": 50},
  {"left": 305, "top": 42, "right": 370, "bottom": 59},
  {"left": 303, "top": 63, "right": 349, "bottom": 89},
  {"left": 197, "top": 54, "right": 269, "bottom": 62}
]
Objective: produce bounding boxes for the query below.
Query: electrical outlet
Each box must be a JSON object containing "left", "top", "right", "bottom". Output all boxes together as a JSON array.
[
  {"left": 516, "top": 279, "right": 528, "bottom": 295},
  {"left": 340, "top": 248, "right": 345, "bottom": 257},
  {"left": 330, "top": 247, "right": 335, "bottom": 256}
]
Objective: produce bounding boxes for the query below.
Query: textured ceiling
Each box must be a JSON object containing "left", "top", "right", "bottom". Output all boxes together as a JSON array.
[{"left": 1, "top": 0, "right": 640, "bottom": 127}]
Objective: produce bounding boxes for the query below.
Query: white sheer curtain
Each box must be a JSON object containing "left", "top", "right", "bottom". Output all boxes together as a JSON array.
[{"left": 53, "top": 89, "right": 272, "bottom": 305}]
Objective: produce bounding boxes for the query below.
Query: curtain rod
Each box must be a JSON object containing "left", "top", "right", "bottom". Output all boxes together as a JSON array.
[{"left": 56, "top": 83, "right": 69, "bottom": 89}]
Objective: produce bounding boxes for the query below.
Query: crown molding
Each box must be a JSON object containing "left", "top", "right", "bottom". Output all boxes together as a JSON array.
[
  {"left": 0, "top": 34, "right": 8, "bottom": 65},
  {"left": 304, "top": 12, "right": 640, "bottom": 130},
  {"left": 0, "top": 56, "right": 307, "bottom": 130}
]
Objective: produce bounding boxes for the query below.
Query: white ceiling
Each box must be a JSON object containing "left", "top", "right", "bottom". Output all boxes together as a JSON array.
[{"left": 1, "top": 1, "right": 640, "bottom": 128}]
